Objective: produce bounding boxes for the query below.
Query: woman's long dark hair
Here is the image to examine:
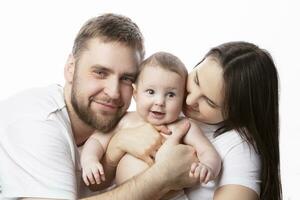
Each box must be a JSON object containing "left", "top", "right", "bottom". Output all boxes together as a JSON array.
[{"left": 206, "top": 41, "right": 281, "bottom": 200}]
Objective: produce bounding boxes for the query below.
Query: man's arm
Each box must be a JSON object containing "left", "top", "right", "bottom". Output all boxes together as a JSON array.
[
  {"left": 87, "top": 122, "right": 164, "bottom": 191},
  {"left": 83, "top": 162, "right": 168, "bottom": 200},
  {"left": 83, "top": 119, "right": 198, "bottom": 200}
]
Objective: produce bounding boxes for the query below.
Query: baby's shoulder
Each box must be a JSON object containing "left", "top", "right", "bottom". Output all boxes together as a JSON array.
[{"left": 118, "top": 112, "right": 145, "bottom": 129}]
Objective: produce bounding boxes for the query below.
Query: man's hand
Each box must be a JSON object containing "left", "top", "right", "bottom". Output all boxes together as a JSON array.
[
  {"left": 106, "top": 123, "right": 163, "bottom": 166},
  {"left": 155, "top": 119, "right": 199, "bottom": 191}
]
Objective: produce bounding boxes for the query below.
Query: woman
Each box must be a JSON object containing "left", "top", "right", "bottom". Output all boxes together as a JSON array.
[
  {"left": 183, "top": 41, "right": 281, "bottom": 199},
  {"left": 106, "top": 41, "right": 282, "bottom": 200}
]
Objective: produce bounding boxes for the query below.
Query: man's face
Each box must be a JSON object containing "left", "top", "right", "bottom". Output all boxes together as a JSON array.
[{"left": 71, "top": 39, "right": 140, "bottom": 132}]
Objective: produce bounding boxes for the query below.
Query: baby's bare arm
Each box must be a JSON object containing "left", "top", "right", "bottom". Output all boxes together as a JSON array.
[
  {"left": 81, "top": 131, "right": 115, "bottom": 164},
  {"left": 169, "top": 120, "right": 221, "bottom": 179},
  {"left": 81, "top": 113, "right": 133, "bottom": 165}
]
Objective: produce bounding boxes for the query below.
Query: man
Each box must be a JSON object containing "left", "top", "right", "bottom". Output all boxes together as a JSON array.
[{"left": 0, "top": 13, "right": 197, "bottom": 199}]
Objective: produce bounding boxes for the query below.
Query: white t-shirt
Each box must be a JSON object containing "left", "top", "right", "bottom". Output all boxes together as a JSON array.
[
  {"left": 185, "top": 122, "right": 261, "bottom": 199},
  {"left": 0, "top": 85, "right": 95, "bottom": 199}
]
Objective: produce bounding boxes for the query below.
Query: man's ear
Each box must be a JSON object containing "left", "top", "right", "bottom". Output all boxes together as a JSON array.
[
  {"left": 132, "top": 83, "right": 137, "bottom": 100},
  {"left": 64, "top": 54, "right": 76, "bottom": 83}
]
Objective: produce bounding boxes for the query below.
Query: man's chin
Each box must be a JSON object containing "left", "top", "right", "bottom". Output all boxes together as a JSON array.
[{"left": 92, "top": 113, "right": 122, "bottom": 131}]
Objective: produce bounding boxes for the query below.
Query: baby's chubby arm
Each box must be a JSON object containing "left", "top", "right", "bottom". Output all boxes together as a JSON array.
[
  {"left": 169, "top": 119, "right": 221, "bottom": 183},
  {"left": 80, "top": 130, "right": 116, "bottom": 185}
]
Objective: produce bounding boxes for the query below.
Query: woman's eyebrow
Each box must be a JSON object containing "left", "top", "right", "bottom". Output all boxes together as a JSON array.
[{"left": 194, "top": 70, "right": 200, "bottom": 85}]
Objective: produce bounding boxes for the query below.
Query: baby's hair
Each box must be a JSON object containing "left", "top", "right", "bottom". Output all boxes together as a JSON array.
[{"left": 135, "top": 52, "right": 187, "bottom": 84}]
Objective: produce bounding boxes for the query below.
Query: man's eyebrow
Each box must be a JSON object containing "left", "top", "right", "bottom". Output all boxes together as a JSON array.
[
  {"left": 123, "top": 71, "right": 138, "bottom": 78},
  {"left": 90, "top": 65, "right": 112, "bottom": 72},
  {"left": 91, "top": 65, "right": 138, "bottom": 77}
]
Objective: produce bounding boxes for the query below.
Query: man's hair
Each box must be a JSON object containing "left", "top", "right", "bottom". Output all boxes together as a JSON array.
[
  {"left": 135, "top": 51, "right": 187, "bottom": 84},
  {"left": 72, "top": 13, "right": 145, "bottom": 60}
]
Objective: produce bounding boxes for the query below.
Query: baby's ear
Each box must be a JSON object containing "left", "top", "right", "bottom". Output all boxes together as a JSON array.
[{"left": 132, "top": 84, "right": 137, "bottom": 100}]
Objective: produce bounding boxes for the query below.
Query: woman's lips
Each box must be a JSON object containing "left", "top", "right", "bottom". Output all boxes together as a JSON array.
[{"left": 183, "top": 105, "right": 199, "bottom": 117}]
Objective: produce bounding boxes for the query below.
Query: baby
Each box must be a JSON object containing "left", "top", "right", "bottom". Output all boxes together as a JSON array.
[{"left": 80, "top": 52, "right": 221, "bottom": 194}]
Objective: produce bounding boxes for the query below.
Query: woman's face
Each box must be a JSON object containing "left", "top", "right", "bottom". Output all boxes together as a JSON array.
[{"left": 183, "top": 57, "right": 225, "bottom": 124}]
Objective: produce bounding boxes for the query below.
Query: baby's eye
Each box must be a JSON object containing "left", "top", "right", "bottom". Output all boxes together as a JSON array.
[
  {"left": 146, "top": 89, "right": 155, "bottom": 95},
  {"left": 167, "top": 92, "right": 176, "bottom": 98}
]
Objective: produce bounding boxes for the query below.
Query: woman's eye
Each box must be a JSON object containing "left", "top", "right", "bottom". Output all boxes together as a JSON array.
[{"left": 206, "top": 98, "right": 217, "bottom": 108}]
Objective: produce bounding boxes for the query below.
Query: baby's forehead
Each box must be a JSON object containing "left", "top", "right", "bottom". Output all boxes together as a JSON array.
[
  {"left": 138, "top": 68, "right": 186, "bottom": 90},
  {"left": 140, "top": 64, "right": 186, "bottom": 78}
]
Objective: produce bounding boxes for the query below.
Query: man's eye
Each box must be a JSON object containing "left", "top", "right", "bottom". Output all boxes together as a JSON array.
[
  {"left": 95, "top": 71, "right": 106, "bottom": 78},
  {"left": 121, "top": 76, "right": 134, "bottom": 85},
  {"left": 146, "top": 89, "right": 155, "bottom": 95}
]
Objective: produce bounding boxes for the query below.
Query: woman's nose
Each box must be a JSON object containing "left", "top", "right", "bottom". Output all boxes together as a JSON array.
[{"left": 186, "top": 91, "right": 199, "bottom": 107}]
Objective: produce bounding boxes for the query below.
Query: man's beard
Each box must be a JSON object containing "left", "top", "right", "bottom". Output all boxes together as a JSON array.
[{"left": 70, "top": 77, "right": 124, "bottom": 133}]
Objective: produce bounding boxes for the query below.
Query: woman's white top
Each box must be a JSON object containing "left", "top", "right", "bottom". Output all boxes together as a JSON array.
[{"left": 185, "top": 121, "right": 261, "bottom": 200}]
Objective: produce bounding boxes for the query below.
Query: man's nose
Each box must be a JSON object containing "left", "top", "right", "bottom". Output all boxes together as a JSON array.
[{"left": 104, "top": 78, "right": 120, "bottom": 99}]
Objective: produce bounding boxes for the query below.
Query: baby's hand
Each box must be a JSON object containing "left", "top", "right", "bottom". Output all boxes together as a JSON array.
[
  {"left": 82, "top": 159, "right": 106, "bottom": 186},
  {"left": 189, "top": 162, "right": 214, "bottom": 184}
]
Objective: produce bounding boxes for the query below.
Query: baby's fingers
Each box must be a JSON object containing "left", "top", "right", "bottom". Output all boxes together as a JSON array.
[
  {"left": 92, "top": 168, "right": 102, "bottom": 184},
  {"left": 191, "top": 165, "right": 201, "bottom": 179},
  {"left": 97, "top": 163, "right": 106, "bottom": 182},
  {"left": 82, "top": 174, "right": 90, "bottom": 186},
  {"left": 204, "top": 170, "right": 212, "bottom": 184},
  {"left": 190, "top": 162, "right": 199, "bottom": 173},
  {"left": 199, "top": 167, "right": 208, "bottom": 183},
  {"left": 87, "top": 171, "right": 96, "bottom": 185}
]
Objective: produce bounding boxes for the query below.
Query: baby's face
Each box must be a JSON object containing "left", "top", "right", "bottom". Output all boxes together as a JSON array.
[{"left": 134, "top": 66, "right": 185, "bottom": 125}]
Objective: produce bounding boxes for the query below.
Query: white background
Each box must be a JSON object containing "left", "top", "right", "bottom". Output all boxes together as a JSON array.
[{"left": 0, "top": 0, "right": 299, "bottom": 199}]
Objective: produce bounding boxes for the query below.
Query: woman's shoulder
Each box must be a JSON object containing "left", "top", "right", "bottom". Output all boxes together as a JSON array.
[
  {"left": 213, "top": 129, "right": 244, "bottom": 146},
  {"left": 213, "top": 129, "right": 258, "bottom": 160},
  {"left": 216, "top": 130, "right": 261, "bottom": 196}
]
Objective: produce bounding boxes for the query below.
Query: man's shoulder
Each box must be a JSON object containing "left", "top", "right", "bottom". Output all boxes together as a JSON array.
[{"left": 0, "top": 84, "right": 65, "bottom": 122}]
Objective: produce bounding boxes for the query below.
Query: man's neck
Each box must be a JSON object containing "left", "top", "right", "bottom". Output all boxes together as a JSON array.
[{"left": 64, "top": 85, "right": 94, "bottom": 146}]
